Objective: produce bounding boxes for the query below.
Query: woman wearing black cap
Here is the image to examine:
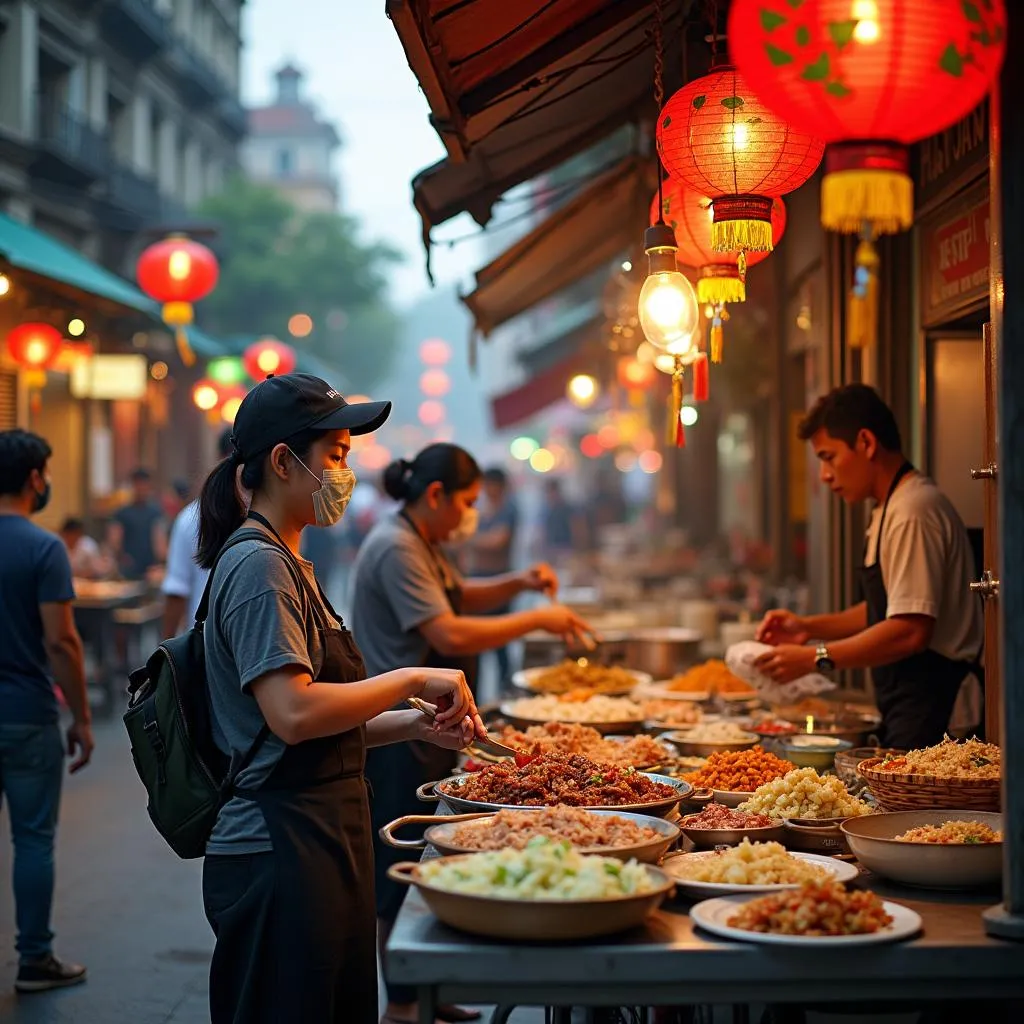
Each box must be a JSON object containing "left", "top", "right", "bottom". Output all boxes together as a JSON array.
[
  {"left": 349, "top": 443, "right": 593, "bottom": 1024},
  {"left": 195, "top": 375, "right": 486, "bottom": 1024}
]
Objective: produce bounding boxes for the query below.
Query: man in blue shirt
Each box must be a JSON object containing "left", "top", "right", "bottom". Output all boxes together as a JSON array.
[{"left": 0, "top": 429, "right": 92, "bottom": 993}]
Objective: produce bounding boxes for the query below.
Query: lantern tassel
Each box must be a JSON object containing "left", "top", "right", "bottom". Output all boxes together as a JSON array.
[
  {"left": 711, "top": 218, "right": 773, "bottom": 254},
  {"left": 697, "top": 276, "right": 745, "bottom": 305},
  {"left": 693, "top": 353, "right": 710, "bottom": 402},
  {"left": 822, "top": 170, "right": 913, "bottom": 236},
  {"left": 175, "top": 327, "right": 196, "bottom": 367},
  {"left": 847, "top": 237, "right": 881, "bottom": 349},
  {"left": 669, "top": 361, "right": 685, "bottom": 449}
]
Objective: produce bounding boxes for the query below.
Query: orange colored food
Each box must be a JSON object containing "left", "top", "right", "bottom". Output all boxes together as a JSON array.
[
  {"left": 683, "top": 746, "right": 796, "bottom": 793},
  {"left": 726, "top": 881, "right": 893, "bottom": 936}
]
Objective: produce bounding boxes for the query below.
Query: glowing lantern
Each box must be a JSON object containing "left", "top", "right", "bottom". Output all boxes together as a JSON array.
[
  {"left": 243, "top": 337, "right": 296, "bottom": 381},
  {"left": 418, "top": 400, "right": 445, "bottom": 426},
  {"left": 6, "top": 322, "right": 63, "bottom": 370},
  {"left": 136, "top": 235, "right": 219, "bottom": 367},
  {"left": 657, "top": 66, "right": 823, "bottom": 253},
  {"left": 419, "top": 338, "right": 451, "bottom": 365},
  {"left": 728, "top": 0, "right": 1006, "bottom": 236},
  {"left": 566, "top": 373, "right": 600, "bottom": 409},
  {"left": 419, "top": 369, "right": 450, "bottom": 397},
  {"left": 580, "top": 434, "right": 604, "bottom": 459},
  {"left": 192, "top": 379, "right": 221, "bottom": 412}
]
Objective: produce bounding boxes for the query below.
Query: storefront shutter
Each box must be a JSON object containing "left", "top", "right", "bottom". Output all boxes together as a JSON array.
[{"left": 0, "top": 372, "right": 17, "bottom": 431}]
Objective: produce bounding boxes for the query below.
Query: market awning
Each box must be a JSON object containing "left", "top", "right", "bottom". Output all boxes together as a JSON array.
[
  {"left": 390, "top": 0, "right": 688, "bottom": 241},
  {"left": 491, "top": 349, "right": 594, "bottom": 430},
  {"left": 462, "top": 156, "right": 654, "bottom": 337},
  {"left": 0, "top": 213, "right": 158, "bottom": 317}
]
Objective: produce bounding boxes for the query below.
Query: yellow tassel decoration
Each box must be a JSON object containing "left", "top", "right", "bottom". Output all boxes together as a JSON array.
[
  {"left": 847, "top": 238, "right": 880, "bottom": 349},
  {"left": 710, "top": 322, "right": 724, "bottom": 363},
  {"left": 671, "top": 361, "right": 685, "bottom": 448},
  {"left": 174, "top": 327, "right": 196, "bottom": 367},
  {"left": 163, "top": 300, "right": 196, "bottom": 366},
  {"left": 697, "top": 272, "right": 745, "bottom": 305},
  {"left": 711, "top": 218, "right": 773, "bottom": 254},
  {"left": 821, "top": 170, "right": 913, "bottom": 235}
]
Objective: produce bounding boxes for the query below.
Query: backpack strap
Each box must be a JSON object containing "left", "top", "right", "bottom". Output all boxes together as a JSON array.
[{"left": 193, "top": 527, "right": 269, "bottom": 626}]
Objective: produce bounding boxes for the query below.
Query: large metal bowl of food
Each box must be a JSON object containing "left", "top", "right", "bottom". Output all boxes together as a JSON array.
[
  {"left": 379, "top": 807, "right": 681, "bottom": 864},
  {"left": 660, "top": 724, "right": 760, "bottom": 758},
  {"left": 840, "top": 810, "right": 1003, "bottom": 889},
  {"left": 415, "top": 754, "right": 693, "bottom": 819},
  {"left": 676, "top": 804, "right": 787, "bottom": 848},
  {"left": 511, "top": 662, "right": 652, "bottom": 696},
  {"left": 387, "top": 843, "right": 675, "bottom": 941},
  {"left": 499, "top": 694, "right": 645, "bottom": 735}
]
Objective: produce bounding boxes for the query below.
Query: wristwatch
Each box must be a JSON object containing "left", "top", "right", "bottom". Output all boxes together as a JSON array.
[{"left": 814, "top": 643, "right": 835, "bottom": 673}]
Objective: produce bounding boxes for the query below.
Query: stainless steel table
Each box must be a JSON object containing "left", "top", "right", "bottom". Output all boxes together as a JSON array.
[{"left": 387, "top": 864, "right": 1024, "bottom": 1024}]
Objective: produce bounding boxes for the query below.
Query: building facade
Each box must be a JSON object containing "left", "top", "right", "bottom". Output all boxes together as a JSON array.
[
  {"left": 242, "top": 63, "right": 340, "bottom": 213},
  {"left": 0, "top": 0, "right": 244, "bottom": 273}
]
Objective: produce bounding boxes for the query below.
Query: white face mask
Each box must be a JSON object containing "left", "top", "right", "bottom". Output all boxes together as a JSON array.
[
  {"left": 289, "top": 449, "right": 356, "bottom": 527},
  {"left": 448, "top": 506, "right": 479, "bottom": 542}
]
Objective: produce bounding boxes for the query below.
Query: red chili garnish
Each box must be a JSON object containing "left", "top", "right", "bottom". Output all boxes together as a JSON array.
[{"left": 514, "top": 753, "right": 537, "bottom": 769}]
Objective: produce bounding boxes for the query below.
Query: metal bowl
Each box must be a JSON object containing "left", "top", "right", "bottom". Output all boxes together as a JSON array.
[
  {"left": 840, "top": 810, "right": 1003, "bottom": 889},
  {"left": 775, "top": 735, "right": 853, "bottom": 772},
  {"left": 416, "top": 771, "right": 692, "bottom": 819},
  {"left": 499, "top": 700, "right": 644, "bottom": 735},
  {"left": 677, "top": 812, "right": 787, "bottom": 849},
  {"left": 779, "top": 713, "right": 882, "bottom": 747},
  {"left": 659, "top": 730, "right": 759, "bottom": 758},
  {"left": 387, "top": 857, "right": 675, "bottom": 941},
  {"left": 511, "top": 666, "right": 652, "bottom": 696},
  {"left": 781, "top": 817, "right": 852, "bottom": 854},
  {"left": 379, "top": 809, "right": 681, "bottom": 864}
]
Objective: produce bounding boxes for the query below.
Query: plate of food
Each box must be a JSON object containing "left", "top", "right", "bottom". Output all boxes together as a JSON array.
[
  {"left": 379, "top": 806, "right": 681, "bottom": 864},
  {"left": 689, "top": 883, "right": 922, "bottom": 946},
  {"left": 681, "top": 746, "right": 795, "bottom": 806},
  {"left": 500, "top": 694, "right": 645, "bottom": 734},
  {"left": 388, "top": 838, "right": 676, "bottom": 941},
  {"left": 677, "top": 804, "right": 787, "bottom": 848},
  {"left": 662, "top": 722, "right": 760, "bottom": 757},
  {"left": 638, "top": 660, "right": 749, "bottom": 702},
  {"left": 474, "top": 722, "right": 674, "bottom": 769},
  {"left": 640, "top": 698, "right": 705, "bottom": 731},
  {"left": 512, "top": 661, "right": 652, "bottom": 696},
  {"left": 416, "top": 752, "right": 692, "bottom": 818},
  {"left": 663, "top": 839, "right": 859, "bottom": 898},
  {"left": 840, "top": 810, "right": 1003, "bottom": 889}
]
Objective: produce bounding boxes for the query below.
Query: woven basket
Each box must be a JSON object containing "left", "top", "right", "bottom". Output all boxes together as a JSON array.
[{"left": 857, "top": 758, "right": 1002, "bottom": 812}]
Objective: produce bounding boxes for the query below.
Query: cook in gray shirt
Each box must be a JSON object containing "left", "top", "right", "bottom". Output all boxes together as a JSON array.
[{"left": 204, "top": 531, "right": 336, "bottom": 854}]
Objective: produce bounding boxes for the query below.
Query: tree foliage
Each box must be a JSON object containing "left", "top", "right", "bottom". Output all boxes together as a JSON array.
[{"left": 197, "top": 177, "right": 403, "bottom": 392}]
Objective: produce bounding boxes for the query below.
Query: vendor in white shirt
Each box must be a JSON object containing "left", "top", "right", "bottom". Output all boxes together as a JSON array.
[
  {"left": 755, "top": 384, "right": 983, "bottom": 749},
  {"left": 160, "top": 430, "right": 235, "bottom": 638}
]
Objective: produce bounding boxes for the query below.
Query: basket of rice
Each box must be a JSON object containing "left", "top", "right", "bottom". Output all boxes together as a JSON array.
[{"left": 858, "top": 737, "right": 1001, "bottom": 812}]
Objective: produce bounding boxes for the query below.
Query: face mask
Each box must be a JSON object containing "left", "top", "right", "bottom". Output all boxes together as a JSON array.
[
  {"left": 33, "top": 478, "right": 51, "bottom": 514},
  {"left": 449, "top": 506, "right": 479, "bottom": 542},
  {"left": 289, "top": 449, "right": 356, "bottom": 527}
]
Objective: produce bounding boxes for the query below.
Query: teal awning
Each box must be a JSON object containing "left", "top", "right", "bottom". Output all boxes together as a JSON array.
[{"left": 0, "top": 213, "right": 158, "bottom": 315}]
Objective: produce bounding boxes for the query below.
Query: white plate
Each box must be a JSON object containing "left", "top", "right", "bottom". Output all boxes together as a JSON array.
[
  {"left": 512, "top": 666, "right": 652, "bottom": 694},
  {"left": 689, "top": 893, "right": 922, "bottom": 946},
  {"left": 636, "top": 681, "right": 711, "bottom": 702},
  {"left": 665, "top": 851, "right": 859, "bottom": 898}
]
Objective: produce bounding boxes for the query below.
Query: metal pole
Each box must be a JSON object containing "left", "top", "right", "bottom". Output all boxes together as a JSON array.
[{"left": 983, "top": 3, "right": 1024, "bottom": 941}]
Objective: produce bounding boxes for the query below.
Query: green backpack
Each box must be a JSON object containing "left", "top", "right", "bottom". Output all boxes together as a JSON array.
[{"left": 124, "top": 528, "right": 270, "bottom": 859}]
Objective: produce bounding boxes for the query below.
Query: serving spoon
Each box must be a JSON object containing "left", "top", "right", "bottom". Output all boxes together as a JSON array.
[{"left": 406, "top": 696, "right": 536, "bottom": 766}]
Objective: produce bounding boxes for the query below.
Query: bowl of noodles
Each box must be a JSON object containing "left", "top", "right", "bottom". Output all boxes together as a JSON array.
[
  {"left": 387, "top": 838, "right": 675, "bottom": 940},
  {"left": 841, "top": 810, "right": 1003, "bottom": 889}
]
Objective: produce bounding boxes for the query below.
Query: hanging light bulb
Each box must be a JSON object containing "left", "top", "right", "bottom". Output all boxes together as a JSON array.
[
  {"left": 566, "top": 373, "right": 599, "bottom": 409},
  {"left": 638, "top": 223, "right": 699, "bottom": 352}
]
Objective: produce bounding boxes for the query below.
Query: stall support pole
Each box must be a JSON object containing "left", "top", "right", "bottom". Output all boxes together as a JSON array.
[{"left": 983, "top": 1, "right": 1024, "bottom": 941}]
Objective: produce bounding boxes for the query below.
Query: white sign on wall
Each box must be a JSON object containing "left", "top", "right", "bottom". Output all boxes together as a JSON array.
[{"left": 71, "top": 354, "right": 148, "bottom": 401}]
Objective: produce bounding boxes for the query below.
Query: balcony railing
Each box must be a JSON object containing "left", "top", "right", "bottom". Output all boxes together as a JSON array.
[
  {"left": 216, "top": 94, "right": 248, "bottom": 139},
  {"left": 100, "top": 0, "right": 171, "bottom": 61},
  {"left": 167, "top": 39, "right": 226, "bottom": 105},
  {"left": 34, "top": 97, "right": 110, "bottom": 182},
  {"left": 107, "top": 164, "right": 162, "bottom": 221}
]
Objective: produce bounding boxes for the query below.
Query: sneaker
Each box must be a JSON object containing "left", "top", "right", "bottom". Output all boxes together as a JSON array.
[{"left": 15, "top": 954, "right": 87, "bottom": 993}]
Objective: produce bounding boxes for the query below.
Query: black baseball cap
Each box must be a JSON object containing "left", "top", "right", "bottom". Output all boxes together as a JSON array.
[{"left": 231, "top": 373, "right": 391, "bottom": 460}]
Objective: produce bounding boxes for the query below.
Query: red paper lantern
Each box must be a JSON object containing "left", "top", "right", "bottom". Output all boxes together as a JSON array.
[
  {"left": 616, "top": 356, "right": 658, "bottom": 391},
  {"left": 6, "top": 322, "right": 63, "bottom": 369},
  {"left": 653, "top": 181, "right": 787, "bottom": 304},
  {"left": 137, "top": 235, "right": 219, "bottom": 367},
  {"left": 243, "top": 338, "right": 296, "bottom": 381},
  {"left": 657, "top": 66, "right": 823, "bottom": 253},
  {"left": 727, "top": 0, "right": 1006, "bottom": 233}
]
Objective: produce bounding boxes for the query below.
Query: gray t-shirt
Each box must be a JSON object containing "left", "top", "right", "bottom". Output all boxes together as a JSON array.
[
  {"left": 348, "top": 511, "right": 460, "bottom": 676},
  {"left": 205, "top": 528, "right": 337, "bottom": 855}
]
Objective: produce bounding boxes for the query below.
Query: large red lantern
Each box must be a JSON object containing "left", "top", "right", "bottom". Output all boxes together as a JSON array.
[
  {"left": 6, "top": 322, "right": 63, "bottom": 370},
  {"left": 653, "top": 182, "right": 787, "bottom": 305},
  {"left": 657, "top": 66, "right": 823, "bottom": 253},
  {"left": 242, "top": 337, "right": 296, "bottom": 381},
  {"left": 137, "top": 235, "right": 220, "bottom": 367},
  {"left": 727, "top": 0, "right": 1006, "bottom": 235}
]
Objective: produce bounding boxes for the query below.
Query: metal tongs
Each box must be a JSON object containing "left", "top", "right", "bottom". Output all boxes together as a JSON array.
[{"left": 406, "top": 696, "right": 534, "bottom": 763}]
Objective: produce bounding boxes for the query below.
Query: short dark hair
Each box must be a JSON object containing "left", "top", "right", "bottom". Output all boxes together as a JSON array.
[
  {"left": 798, "top": 384, "right": 902, "bottom": 452},
  {"left": 382, "top": 444, "right": 481, "bottom": 503},
  {"left": 61, "top": 517, "right": 85, "bottom": 533},
  {"left": 131, "top": 467, "right": 152, "bottom": 482},
  {"left": 0, "top": 429, "right": 52, "bottom": 496},
  {"left": 482, "top": 467, "right": 508, "bottom": 488}
]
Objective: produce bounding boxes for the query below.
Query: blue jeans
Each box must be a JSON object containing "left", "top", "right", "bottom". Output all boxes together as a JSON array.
[{"left": 0, "top": 722, "right": 64, "bottom": 962}]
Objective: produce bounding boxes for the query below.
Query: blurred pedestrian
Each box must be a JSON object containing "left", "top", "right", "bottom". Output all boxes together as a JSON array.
[
  {"left": 58, "top": 517, "right": 114, "bottom": 580},
  {"left": 0, "top": 429, "right": 93, "bottom": 993},
  {"left": 107, "top": 468, "right": 167, "bottom": 580}
]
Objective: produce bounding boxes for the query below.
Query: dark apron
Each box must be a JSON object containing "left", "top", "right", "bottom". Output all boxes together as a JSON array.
[
  {"left": 859, "top": 464, "right": 983, "bottom": 749},
  {"left": 368, "top": 511, "right": 477, "bottom": 935},
  {"left": 230, "top": 512, "right": 377, "bottom": 1024}
]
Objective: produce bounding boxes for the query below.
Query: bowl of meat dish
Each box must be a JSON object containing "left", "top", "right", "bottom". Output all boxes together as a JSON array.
[
  {"left": 500, "top": 693, "right": 645, "bottom": 734},
  {"left": 476, "top": 722, "right": 675, "bottom": 770},
  {"left": 681, "top": 747, "right": 796, "bottom": 808},
  {"left": 379, "top": 806, "right": 681, "bottom": 864},
  {"left": 416, "top": 752, "right": 691, "bottom": 818},
  {"left": 841, "top": 810, "right": 1003, "bottom": 889},
  {"left": 512, "top": 660, "right": 652, "bottom": 696},
  {"left": 662, "top": 721, "right": 760, "bottom": 758},
  {"left": 387, "top": 837, "right": 676, "bottom": 941},
  {"left": 640, "top": 698, "right": 704, "bottom": 732},
  {"left": 677, "top": 803, "right": 787, "bottom": 848},
  {"left": 858, "top": 737, "right": 1002, "bottom": 811}
]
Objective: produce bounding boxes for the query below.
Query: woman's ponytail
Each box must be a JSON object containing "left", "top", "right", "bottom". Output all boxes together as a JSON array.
[
  {"left": 382, "top": 457, "right": 413, "bottom": 501},
  {"left": 197, "top": 453, "right": 246, "bottom": 570}
]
